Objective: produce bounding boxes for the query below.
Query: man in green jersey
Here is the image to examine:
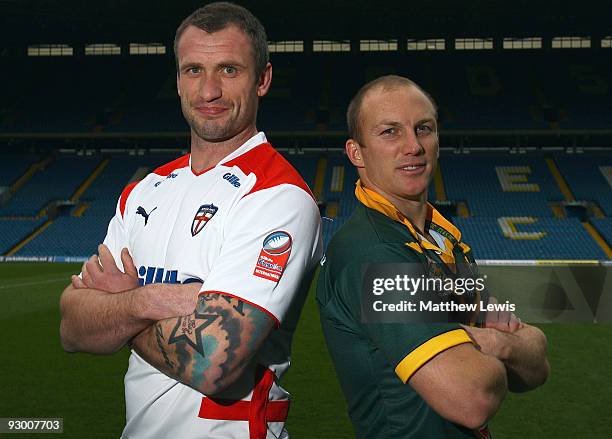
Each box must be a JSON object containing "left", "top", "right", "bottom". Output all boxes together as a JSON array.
[{"left": 316, "top": 75, "right": 550, "bottom": 438}]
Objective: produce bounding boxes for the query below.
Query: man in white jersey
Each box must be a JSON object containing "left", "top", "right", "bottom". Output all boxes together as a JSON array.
[{"left": 59, "top": 3, "right": 322, "bottom": 438}]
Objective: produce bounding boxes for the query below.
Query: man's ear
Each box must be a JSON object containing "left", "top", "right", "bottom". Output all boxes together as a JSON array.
[
  {"left": 257, "top": 63, "right": 273, "bottom": 97},
  {"left": 346, "top": 138, "right": 364, "bottom": 168}
]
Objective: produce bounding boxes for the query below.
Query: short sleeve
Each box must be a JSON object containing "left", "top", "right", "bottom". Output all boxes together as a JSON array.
[
  {"left": 101, "top": 193, "right": 131, "bottom": 272},
  {"left": 201, "top": 185, "right": 322, "bottom": 325},
  {"left": 319, "top": 243, "right": 473, "bottom": 384}
]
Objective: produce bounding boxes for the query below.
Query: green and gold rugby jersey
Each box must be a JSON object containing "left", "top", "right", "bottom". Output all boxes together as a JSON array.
[{"left": 316, "top": 181, "right": 490, "bottom": 439}]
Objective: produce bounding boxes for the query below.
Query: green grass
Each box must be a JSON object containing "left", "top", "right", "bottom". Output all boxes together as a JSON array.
[{"left": 1, "top": 263, "right": 610, "bottom": 438}]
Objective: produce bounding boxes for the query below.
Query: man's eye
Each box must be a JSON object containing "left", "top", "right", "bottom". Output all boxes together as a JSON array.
[
  {"left": 222, "top": 66, "right": 237, "bottom": 75},
  {"left": 186, "top": 67, "right": 201, "bottom": 74},
  {"left": 416, "top": 125, "right": 433, "bottom": 135},
  {"left": 381, "top": 127, "right": 396, "bottom": 136}
]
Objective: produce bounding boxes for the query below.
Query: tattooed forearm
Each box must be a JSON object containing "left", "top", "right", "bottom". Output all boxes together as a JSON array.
[
  {"left": 134, "top": 292, "right": 275, "bottom": 395},
  {"left": 154, "top": 323, "right": 175, "bottom": 370},
  {"left": 168, "top": 312, "right": 219, "bottom": 357},
  {"left": 201, "top": 295, "right": 243, "bottom": 388}
]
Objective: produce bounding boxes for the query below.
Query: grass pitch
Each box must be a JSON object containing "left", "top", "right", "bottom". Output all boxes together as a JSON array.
[{"left": 0, "top": 263, "right": 610, "bottom": 438}]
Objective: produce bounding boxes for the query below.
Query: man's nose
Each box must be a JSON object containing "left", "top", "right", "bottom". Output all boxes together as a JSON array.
[
  {"left": 401, "top": 131, "right": 424, "bottom": 155},
  {"left": 198, "top": 74, "right": 222, "bottom": 101}
]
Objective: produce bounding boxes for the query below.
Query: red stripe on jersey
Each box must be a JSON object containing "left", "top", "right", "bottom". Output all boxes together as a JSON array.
[
  {"left": 152, "top": 153, "right": 190, "bottom": 176},
  {"left": 198, "top": 290, "right": 281, "bottom": 328},
  {"left": 198, "top": 366, "right": 289, "bottom": 438},
  {"left": 119, "top": 153, "right": 190, "bottom": 219},
  {"left": 249, "top": 365, "right": 278, "bottom": 439},
  {"left": 119, "top": 181, "right": 139, "bottom": 219},
  {"left": 198, "top": 398, "right": 289, "bottom": 421},
  {"left": 223, "top": 143, "right": 315, "bottom": 200}
]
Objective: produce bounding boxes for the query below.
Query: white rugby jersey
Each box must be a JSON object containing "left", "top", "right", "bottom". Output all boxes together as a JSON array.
[{"left": 102, "top": 133, "right": 323, "bottom": 439}]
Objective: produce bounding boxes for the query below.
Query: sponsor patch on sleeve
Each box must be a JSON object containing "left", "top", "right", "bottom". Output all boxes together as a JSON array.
[{"left": 253, "top": 231, "right": 292, "bottom": 283}]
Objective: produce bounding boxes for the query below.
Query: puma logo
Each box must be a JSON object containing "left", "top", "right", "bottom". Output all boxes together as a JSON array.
[{"left": 136, "top": 206, "right": 157, "bottom": 226}]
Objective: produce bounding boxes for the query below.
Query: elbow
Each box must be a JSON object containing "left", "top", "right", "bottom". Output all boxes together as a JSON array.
[
  {"left": 196, "top": 374, "right": 234, "bottom": 397},
  {"left": 535, "top": 333, "right": 551, "bottom": 387},
  {"left": 541, "top": 358, "right": 551, "bottom": 384},
  {"left": 532, "top": 357, "right": 551, "bottom": 389},
  {"left": 459, "top": 389, "right": 505, "bottom": 430},
  {"left": 59, "top": 289, "right": 77, "bottom": 352},
  {"left": 194, "top": 360, "right": 245, "bottom": 397},
  {"left": 531, "top": 326, "right": 550, "bottom": 387},
  {"left": 59, "top": 319, "right": 78, "bottom": 353},
  {"left": 455, "top": 361, "right": 507, "bottom": 429}
]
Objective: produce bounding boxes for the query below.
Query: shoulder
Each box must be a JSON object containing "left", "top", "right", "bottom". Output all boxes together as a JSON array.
[
  {"left": 151, "top": 153, "right": 190, "bottom": 176},
  {"left": 326, "top": 204, "right": 422, "bottom": 270},
  {"left": 223, "top": 143, "right": 314, "bottom": 201},
  {"left": 319, "top": 205, "right": 423, "bottom": 303},
  {"left": 119, "top": 153, "right": 190, "bottom": 218}
]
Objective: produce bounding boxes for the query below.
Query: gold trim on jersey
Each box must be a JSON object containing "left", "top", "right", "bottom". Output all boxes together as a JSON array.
[
  {"left": 394, "top": 328, "right": 474, "bottom": 383},
  {"left": 354, "top": 180, "right": 463, "bottom": 263}
]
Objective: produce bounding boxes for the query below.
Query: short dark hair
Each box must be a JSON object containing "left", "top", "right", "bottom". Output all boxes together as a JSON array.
[
  {"left": 174, "top": 2, "right": 269, "bottom": 76},
  {"left": 346, "top": 75, "right": 438, "bottom": 144}
]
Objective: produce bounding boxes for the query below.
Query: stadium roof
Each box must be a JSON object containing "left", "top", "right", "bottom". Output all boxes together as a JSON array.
[{"left": 1, "top": 0, "right": 611, "bottom": 45}]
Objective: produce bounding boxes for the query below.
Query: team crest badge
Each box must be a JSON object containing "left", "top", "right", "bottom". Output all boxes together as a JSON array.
[{"left": 191, "top": 204, "right": 218, "bottom": 237}]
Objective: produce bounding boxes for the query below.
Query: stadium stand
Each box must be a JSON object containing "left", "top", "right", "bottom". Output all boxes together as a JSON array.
[
  {"left": 3, "top": 53, "right": 610, "bottom": 134},
  {"left": 555, "top": 154, "right": 612, "bottom": 216},
  {"left": 0, "top": 153, "right": 41, "bottom": 187},
  {"left": 1, "top": 149, "right": 610, "bottom": 261},
  {"left": 0, "top": 218, "right": 46, "bottom": 254},
  {"left": 592, "top": 218, "right": 612, "bottom": 249},
  {"left": 1, "top": 29, "right": 610, "bottom": 261},
  {"left": 16, "top": 216, "right": 108, "bottom": 257},
  {"left": 0, "top": 155, "right": 101, "bottom": 217},
  {"left": 441, "top": 154, "right": 563, "bottom": 217},
  {"left": 285, "top": 155, "right": 318, "bottom": 189},
  {"left": 452, "top": 216, "right": 608, "bottom": 260}
]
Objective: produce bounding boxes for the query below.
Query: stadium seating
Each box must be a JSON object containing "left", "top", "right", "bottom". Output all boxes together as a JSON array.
[
  {"left": 554, "top": 154, "right": 612, "bottom": 216},
  {"left": 3, "top": 52, "right": 611, "bottom": 134},
  {"left": 16, "top": 216, "right": 108, "bottom": 257},
  {"left": 1, "top": 150, "right": 610, "bottom": 261},
  {"left": 0, "top": 153, "right": 40, "bottom": 187},
  {"left": 452, "top": 217, "right": 607, "bottom": 260},
  {"left": 0, "top": 218, "right": 46, "bottom": 254},
  {"left": 592, "top": 218, "right": 612, "bottom": 249},
  {"left": 441, "top": 154, "right": 563, "bottom": 217},
  {"left": 0, "top": 155, "right": 100, "bottom": 217},
  {"left": 285, "top": 155, "right": 318, "bottom": 189}
]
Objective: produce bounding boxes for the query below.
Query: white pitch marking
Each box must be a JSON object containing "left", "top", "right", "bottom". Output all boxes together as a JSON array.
[{"left": 0, "top": 276, "right": 69, "bottom": 290}]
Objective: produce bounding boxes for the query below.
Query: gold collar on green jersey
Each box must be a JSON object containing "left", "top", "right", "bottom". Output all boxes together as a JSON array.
[{"left": 354, "top": 180, "right": 471, "bottom": 262}]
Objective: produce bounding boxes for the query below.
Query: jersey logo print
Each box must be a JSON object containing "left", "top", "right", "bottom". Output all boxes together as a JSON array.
[
  {"left": 136, "top": 206, "right": 157, "bottom": 225},
  {"left": 222, "top": 172, "right": 241, "bottom": 187},
  {"left": 191, "top": 204, "right": 218, "bottom": 236},
  {"left": 154, "top": 172, "right": 178, "bottom": 187},
  {"left": 253, "top": 231, "right": 292, "bottom": 282}
]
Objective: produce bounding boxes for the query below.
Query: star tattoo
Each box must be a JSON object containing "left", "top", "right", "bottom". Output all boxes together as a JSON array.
[{"left": 168, "top": 312, "right": 219, "bottom": 357}]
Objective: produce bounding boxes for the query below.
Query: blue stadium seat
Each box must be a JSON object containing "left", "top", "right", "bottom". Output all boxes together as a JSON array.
[
  {"left": 592, "top": 218, "right": 612, "bottom": 248},
  {"left": 555, "top": 154, "right": 612, "bottom": 216},
  {"left": 452, "top": 217, "right": 607, "bottom": 260},
  {"left": 0, "top": 156, "right": 100, "bottom": 217},
  {"left": 441, "top": 154, "right": 563, "bottom": 217},
  {"left": 0, "top": 219, "right": 46, "bottom": 254},
  {"left": 16, "top": 216, "right": 110, "bottom": 257},
  {"left": 0, "top": 154, "right": 40, "bottom": 187}
]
